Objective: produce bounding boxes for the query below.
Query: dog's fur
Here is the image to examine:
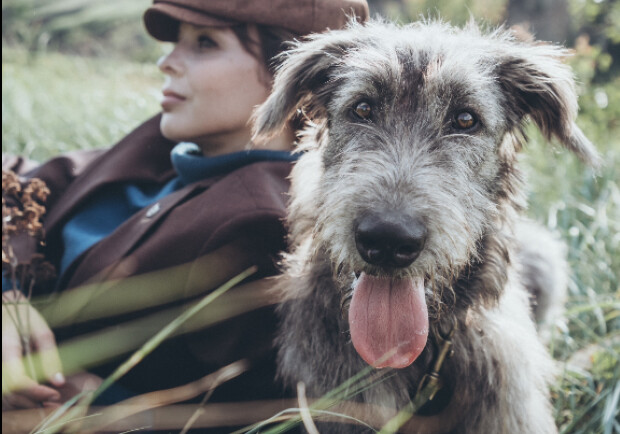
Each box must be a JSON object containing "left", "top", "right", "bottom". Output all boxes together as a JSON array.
[{"left": 254, "top": 19, "right": 599, "bottom": 433}]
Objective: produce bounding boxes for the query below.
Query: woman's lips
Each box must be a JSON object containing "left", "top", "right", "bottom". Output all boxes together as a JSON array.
[{"left": 161, "top": 90, "right": 186, "bottom": 110}]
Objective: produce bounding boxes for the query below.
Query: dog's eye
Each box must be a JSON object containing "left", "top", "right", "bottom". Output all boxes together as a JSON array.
[
  {"left": 354, "top": 102, "right": 372, "bottom": 120},
  {"left": 454, "top": 111, "right": 477, "bottom": 130}
]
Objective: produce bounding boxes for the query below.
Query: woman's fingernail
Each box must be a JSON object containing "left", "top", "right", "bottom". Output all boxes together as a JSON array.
[{"left": 52, "top": 372, "right": 65, "bottom": 385}]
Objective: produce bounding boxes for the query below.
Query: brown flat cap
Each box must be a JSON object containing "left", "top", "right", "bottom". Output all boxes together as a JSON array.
[{"left": 144, "top": 0, "right": 369, "bottom": 41}]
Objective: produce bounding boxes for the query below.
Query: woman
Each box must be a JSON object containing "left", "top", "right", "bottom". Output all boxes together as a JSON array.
[{"left": 2, "top": 0, "right": 369, "bottom": 415}]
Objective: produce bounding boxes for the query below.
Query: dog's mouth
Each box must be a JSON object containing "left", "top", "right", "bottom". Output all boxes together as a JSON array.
[{"left": 348, "top": 272, "right": 428, "bottom": 369}]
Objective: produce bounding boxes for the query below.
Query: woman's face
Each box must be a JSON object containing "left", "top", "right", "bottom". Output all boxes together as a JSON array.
[{"left": 158, "top": 23, "right": 271, "bottom": 156}]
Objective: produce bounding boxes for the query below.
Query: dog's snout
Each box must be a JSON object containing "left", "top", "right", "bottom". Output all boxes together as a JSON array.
[{"left": 355, "top": 213, "right": 427, "bottom": 268}]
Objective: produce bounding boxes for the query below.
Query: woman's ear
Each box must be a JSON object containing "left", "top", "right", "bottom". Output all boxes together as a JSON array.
[
  {"left": 496, "top": 42, "right": 601, "bottom": 167},
  {"left": 252, "top": 31, "right": 359, "bottom": 141}
]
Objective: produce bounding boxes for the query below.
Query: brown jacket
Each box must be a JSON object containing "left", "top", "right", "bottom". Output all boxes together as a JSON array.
[{"left": 4, "top": 114, "right": 294, "bottom": 402}]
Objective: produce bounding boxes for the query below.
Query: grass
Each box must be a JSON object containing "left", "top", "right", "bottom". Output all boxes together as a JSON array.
[
  {"left": 2, "top": 45, "right": 619, "bottom": 433},
  {"left": 2, "top": 46, "right": 162, "bottom": 161},
  {"left": 32, "top": 267, "right": 255, "bottom": 434}
]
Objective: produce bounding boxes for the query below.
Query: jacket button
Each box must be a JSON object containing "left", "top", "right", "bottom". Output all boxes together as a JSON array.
[{"left": 145, "top": 203, "right": 161, "bottom": 218}]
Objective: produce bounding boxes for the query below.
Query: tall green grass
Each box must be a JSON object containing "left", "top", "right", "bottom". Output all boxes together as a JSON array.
[
  {"left": 517, "top": 41, "right": 619, "bottom": 434},
  {"left": 2, "top": 46, "right": 162, "bottom": 161},
  {"left": 522, "top": 79, "right": 620, "bottom": 432},
  {"left": 2, "top": 44, "right": 618, "bottom": 432}
]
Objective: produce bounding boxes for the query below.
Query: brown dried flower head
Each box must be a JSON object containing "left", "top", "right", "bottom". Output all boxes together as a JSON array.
[{"left": 2, "top": 169, "right": 56, "bottom": 289}]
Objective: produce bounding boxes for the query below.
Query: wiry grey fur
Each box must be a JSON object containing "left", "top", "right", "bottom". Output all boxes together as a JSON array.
[{"left": 254, "top": 19, "right": 598, "bottom": 434}]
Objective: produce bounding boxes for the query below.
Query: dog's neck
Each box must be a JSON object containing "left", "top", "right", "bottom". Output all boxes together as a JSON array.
[{"left": 452, "top": 227, "right": 512, "bottom": 311}]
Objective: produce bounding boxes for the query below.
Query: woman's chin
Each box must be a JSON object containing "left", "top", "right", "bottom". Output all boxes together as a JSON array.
[{"left": 159, "top": 116, "right": 188, "bottom": 142}]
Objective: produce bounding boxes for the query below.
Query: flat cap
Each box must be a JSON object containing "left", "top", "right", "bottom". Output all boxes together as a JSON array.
[{"left": 144, "top": 0, "right": 369, "bottom": 41}]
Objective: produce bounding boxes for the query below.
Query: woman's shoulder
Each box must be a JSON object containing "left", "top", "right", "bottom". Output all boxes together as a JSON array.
[
  {"left": 176, "top": 160, "right": 293, "bottom": 249},
  {"left": 209, "top": 159, "right": 294, "bottom": 212},
  {"left": 3, "top": 149, "right": 106, "bottom": 178}
]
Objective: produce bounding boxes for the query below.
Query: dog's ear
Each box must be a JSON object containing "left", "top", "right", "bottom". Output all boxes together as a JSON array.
[
  {"left": 497, "top": 43, "right": 601, "bottom": 167},
  {"left": 252, "top": 32, "right": 357, "bottom": 140}
]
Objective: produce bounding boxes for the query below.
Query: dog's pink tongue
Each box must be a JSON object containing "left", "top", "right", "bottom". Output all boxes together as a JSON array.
[{"left": 349, "top": 273, "right": 428, "bottom": 369}]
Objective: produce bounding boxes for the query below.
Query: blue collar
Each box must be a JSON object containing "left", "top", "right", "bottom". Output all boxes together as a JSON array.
[{"left": 170, "top": 142, "right": 299, "bottom": 186}]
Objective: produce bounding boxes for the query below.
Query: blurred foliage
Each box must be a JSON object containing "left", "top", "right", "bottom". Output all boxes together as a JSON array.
[
  {"left": 517, "top": 9, "right": 620, "bottom": 432},
  {"left": 372, "top": 0, "right": 508, "bottom": 25},
  {"left": 567, "top": 0, "right": 620, "bottom": 81},
  {"left": 372, "top": 0, "right": 619, "bottom": 80},
  {"left": 1, "top": 0, "right": 161, "bottom": 62},
  {"left": 1, "top": 0, "right": 619, "bottom": 432}
]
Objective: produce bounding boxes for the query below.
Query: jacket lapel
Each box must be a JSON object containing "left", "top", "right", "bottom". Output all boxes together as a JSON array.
[
  {"left": 44, "top": 114, "right": 177, "bottom": 234},
  {"left": 58, "top": 180, "right": 211, "bottom": 290}
]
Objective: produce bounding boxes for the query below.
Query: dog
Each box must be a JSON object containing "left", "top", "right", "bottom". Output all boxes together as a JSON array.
[{"left": 253, "top": 19, "right": 599, "bottom": 433}]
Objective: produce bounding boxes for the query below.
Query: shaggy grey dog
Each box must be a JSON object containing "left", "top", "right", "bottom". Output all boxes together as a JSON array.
[{"left": 254, "top": 19, "right": 599, "bottom": 433}]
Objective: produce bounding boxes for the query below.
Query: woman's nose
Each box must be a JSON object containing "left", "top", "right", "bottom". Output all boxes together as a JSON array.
[{"left": 158, "top": 47, "right": 183, "bottom": 75}]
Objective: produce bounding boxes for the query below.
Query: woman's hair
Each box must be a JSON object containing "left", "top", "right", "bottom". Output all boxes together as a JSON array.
[
  {"left": 231, "top": 24, "right": 305, "bottom": 133},
  {"left": 231, "top": 24, "right": 298, "bottom": 77}
]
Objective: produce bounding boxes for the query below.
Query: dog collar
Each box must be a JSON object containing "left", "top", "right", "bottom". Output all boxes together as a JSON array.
[
  {"left": 415, "top": 318, "right": 456, "bottom": 406},
  {"left": 380, "top": 316, "right": 457, "bottom": 431}
]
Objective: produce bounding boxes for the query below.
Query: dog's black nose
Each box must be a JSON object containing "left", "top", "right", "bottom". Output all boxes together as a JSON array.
[{"left": 355, "top": 213, "right": 427, "bottom": 268}]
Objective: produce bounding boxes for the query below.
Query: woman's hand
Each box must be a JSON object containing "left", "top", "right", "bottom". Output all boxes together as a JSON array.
[
  {"left": 57, "top": 372, "right": 103, "bottom": 404},
  {"left": 2, "top": 289, "right": 65, "bottom": 410}
]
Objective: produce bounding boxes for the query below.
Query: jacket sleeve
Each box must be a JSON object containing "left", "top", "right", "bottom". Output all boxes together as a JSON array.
[
  {"left": 2, "top": 155, "right": 40, "bottom": 175},
  {"left": 2, "top": 148, "right": 106, "bottom": 263},
  {"left": 2, "top": 149, "right": 105, "bottom": 293},
  {"left": 3, "top": 149, "right": 106, "bottom": 206},
  {"left": 21, "top": 149, "right": 106, "bottom": 211}
]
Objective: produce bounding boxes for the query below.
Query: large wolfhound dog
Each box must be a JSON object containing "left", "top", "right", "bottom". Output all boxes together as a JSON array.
[{"left": 253, "top": 19, "right": 599, "bottom": 433}]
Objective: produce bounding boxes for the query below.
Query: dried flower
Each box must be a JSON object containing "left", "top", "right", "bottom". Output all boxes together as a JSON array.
[{"left": 2, "top": 169, "right": 56, "bottom": 292}]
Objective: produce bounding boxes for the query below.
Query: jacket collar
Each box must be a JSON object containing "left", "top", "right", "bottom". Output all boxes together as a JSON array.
[{"left": 171, "top": 142, "right": 299, "bottom": 186}]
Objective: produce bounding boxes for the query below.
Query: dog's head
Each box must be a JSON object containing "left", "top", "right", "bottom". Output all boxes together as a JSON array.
[
  {"left": 255, "top": 19, "right": 599, "bottom": 162},
  {"left": 255, "top": 19, "right": 598, "bottom": 368}
]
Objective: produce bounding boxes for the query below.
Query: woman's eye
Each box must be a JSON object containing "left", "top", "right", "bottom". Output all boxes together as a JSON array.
[
  {"left": 453, "top": 111, "right": 477, "bottom": 130},
  {"left": 353, "top": 101, "right": 372, "bottom": 120},
  {"left": 197, "top": 35, "right": 217, "bottom": 48}
]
